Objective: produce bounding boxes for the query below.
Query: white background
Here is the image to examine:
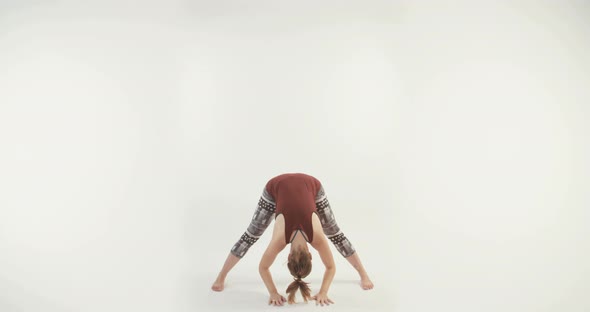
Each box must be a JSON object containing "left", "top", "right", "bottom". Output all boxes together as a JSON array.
[{"left": 0, "top": 1, "right": 589, "bottom": 312}]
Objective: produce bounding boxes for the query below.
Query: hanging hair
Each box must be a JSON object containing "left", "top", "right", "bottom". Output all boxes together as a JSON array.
[{"left": 286, "top": 249, "right": 312, "bottom": 304}]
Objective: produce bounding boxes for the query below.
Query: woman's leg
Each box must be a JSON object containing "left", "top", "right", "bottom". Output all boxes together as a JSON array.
[
  {"left": 343, "top": 252, "right": 374, "bottom": 290},
  {"left": 211, "top": 253, "right": 240, "bottom": 291},
  {"left": 212, "top": 188, "right": 276, "bottom": 291},
  {"left": 315, "top": 186, "right": 374, "bottom": 290}
]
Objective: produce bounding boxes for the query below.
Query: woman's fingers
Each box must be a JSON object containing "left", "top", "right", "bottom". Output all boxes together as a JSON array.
[
  {"left": 311, "top": 295, "right": 334, "bottom": 306},
  {"left": 322, "top": 299, "right": 334, "bottom": 306},
  {"left": 268, "top": 295, "right": 286, "bottom": 306}
]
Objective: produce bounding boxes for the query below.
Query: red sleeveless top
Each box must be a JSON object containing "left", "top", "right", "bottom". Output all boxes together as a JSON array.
[{"left": 265, "top": 173, "right": 321, "bottom": 244}]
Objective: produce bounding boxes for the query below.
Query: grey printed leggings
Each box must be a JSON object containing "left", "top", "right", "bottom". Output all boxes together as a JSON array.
[{"left": 230, "top": 186, "right": 356, "bottom": 258}]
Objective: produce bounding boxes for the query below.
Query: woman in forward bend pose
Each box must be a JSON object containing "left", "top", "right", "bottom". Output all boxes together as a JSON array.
[{"left": 211, "top": 173, "right": 373, "bottom": 306}]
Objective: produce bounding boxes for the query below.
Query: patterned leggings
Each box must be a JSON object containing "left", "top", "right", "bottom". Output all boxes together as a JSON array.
[{"left": 230, "top": 186, "right": 356, "bottom": 258}]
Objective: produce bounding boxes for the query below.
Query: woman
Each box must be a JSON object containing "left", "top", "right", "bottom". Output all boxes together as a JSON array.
[{"left": 211, "top": 173, "right": 373, "bottom": 306}]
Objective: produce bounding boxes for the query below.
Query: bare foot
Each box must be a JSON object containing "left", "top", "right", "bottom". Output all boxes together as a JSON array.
[
  {"left": 211, "top": 277, "right": 225, "bottom": 292},
  {"left": 360, "top": 276, "right": 374, "bottom": 290}
]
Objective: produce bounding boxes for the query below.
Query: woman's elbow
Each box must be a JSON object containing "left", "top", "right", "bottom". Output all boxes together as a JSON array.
[{"left": 259, "top": 263, "right": 270, "bottom": 273}]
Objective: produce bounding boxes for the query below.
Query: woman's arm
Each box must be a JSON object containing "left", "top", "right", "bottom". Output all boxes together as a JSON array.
[
  {"left": 259, "top": 239, "right": 287, "bottom": 305},
  {"left": 310, "top": 213, "right": 336, "bottom": 305},
  {"left": 314, "top": 236, "right": 336, "bottom": 295}
]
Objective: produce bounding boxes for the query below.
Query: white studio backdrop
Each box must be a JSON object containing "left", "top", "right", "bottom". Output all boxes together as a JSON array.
[{"left": 0, "top": 1, "right": 588, "bottom": 312}]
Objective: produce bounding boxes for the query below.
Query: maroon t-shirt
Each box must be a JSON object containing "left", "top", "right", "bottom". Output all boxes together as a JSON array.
[{"left": 265, "top": 173, "right": 322, "bottom": 244}]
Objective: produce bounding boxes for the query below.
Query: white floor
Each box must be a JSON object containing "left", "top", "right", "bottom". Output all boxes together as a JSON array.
[
  {"left": 1, "top": 1, "right": 590, "bottom": 312},
  {"left": 191, "top": 216, "right": 395, "bottom": 312},
  {"left": 199, "top": 270, "right": 393, "bottom": 312}
]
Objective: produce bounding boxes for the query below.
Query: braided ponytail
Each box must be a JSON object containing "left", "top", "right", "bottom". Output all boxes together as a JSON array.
[
  {"left": 286, "top": 276, "right": 311, "bottom": 304},
  {"left": 286, "top": 250, "right": 312, "bottom": 304}
]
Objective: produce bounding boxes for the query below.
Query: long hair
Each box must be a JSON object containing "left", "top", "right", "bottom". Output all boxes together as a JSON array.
[{"left": 286, "top": 248, "right": 312, "bottom": 304}]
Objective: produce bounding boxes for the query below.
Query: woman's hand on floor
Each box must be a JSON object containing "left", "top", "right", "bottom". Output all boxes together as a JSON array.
[
  {"left": 312, "top": 292, "right": 334, "bottom": 306},
  {"left": 268, "top": 292, "right": 286, "bottom": 306}
]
